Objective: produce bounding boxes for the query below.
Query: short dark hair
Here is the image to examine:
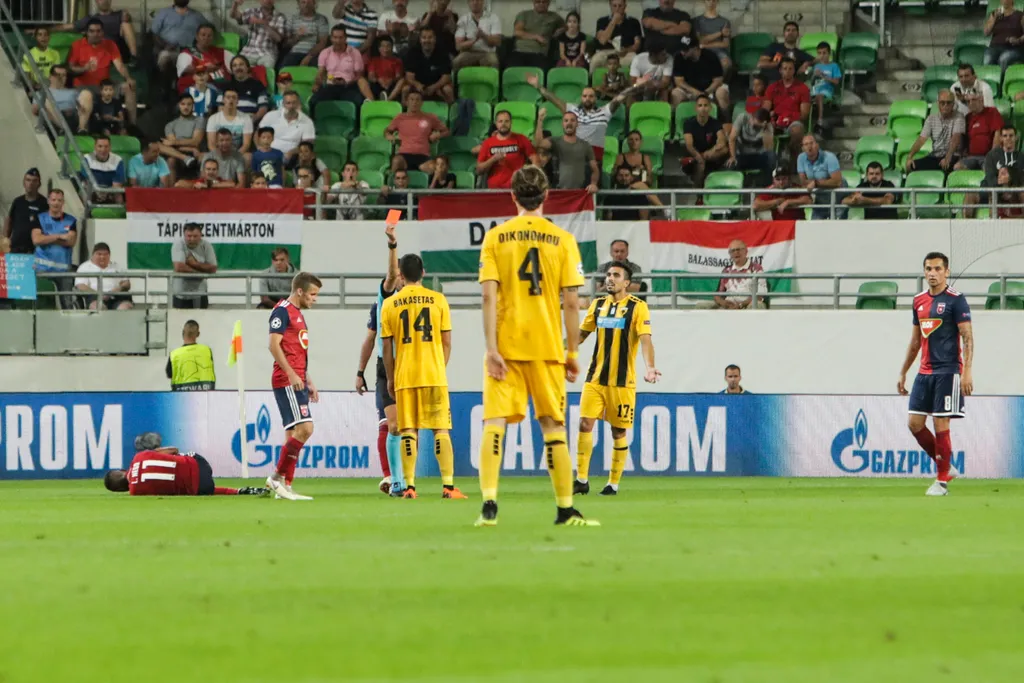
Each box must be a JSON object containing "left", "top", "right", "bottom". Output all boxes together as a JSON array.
[
  {"left": 92, "top": 242, "right": 110, "bottom": 253},
  {"left": 615, "top": 164, "right": 633, "bottom": 175},
  {"left": 865, "top": 161, "right": 884, "bottom": 172},
  {"left": 784, "top": 21, "right": 800, "bottom": 31},
  {"left": 94, "top": 133, "right": 110, "bottom": 144},
  {"left": 343, "top": 160, "right": 358, "bottom": 171},
  {"left": 752, "top": 108, "right": 771, "bottom": 123},
  {"left": 377, "top": 34, "right": 393, "bottom": 46},
  {"left": 183, "top": 319, "right": 200, "bottom": 338},
  {"left": 611, "top": 238, "right": 629, "bottom": 249},
  {"left": 292, "top": 271, "right": 323, "bottom": 292},
  {"left": 627, "top": 129, "right": 643, "bottom": 139},
  {"left": 220, "top": 85, "right": 239, "bottom": 98},
  {"left": 49, "top": 188, "right": 64, "bottom": 198},
  {"left": 282, "top": 89, "right": 300, "bottom": 100},
  {"left": 197, "top": 22, "right": 216, "bottom": 35},
  {"left": 399, "top": 254, "right": 425, "bottom": 282},
  {"left": 817, "top": 41, "right": 831, "bottom": 52},
  {"left": 230, "top": 54, "right": 251, "bottom": 69},
  {"left": 104, "top": 469, "right": 128, "bottom": 492},
  {"left": 725, "top": 364, "right": 741, "bottom": 374},
  {"left": 607, "top": 52, "right": 620, "bottom": 61},
  {"left": 331, "top": 23, "right": 347, "bottom": 34},
  {"left": 99, "top": 79, "right": 115, "bottom": 88},
  {"left": 178, "top": 92, "right": 194, "bottom": 103},
  {"left": 216, "top": 127, "right": 233, "bottom": 138},
  {"left": 957, "top": 63, "right": 975, "bottom": 74},
  {"left": 923, "top": 251, "right": 949, "bottom": 269},
  {"left": 780, "top": 57, "right": 796, "bottom": 68},
  {"left": 695, "top": 93, "right": 712, "bottom": 105},
  {"left": 298, "top": 140, "right": 315, "bottom": 152},
  {"left": 271, "top": 247, "right": 290, "bottom": 259},
  {"left": 34, "top": 26, "right": 49, "bottom": 35},
  {"left": 184, "top": 222, "right": 202, "bottom": 233},
  {"left": 257, "top": 126, "right": 274, "bottom": 137},
  {"left": 86, "top": 18, "right": 104, "bottom": 30},
  {"left": 606, "top": 260, "right": 633, "bottom": 281},
  {"left": 1003, "top": 124, "right": 1017, "bottom": 134}
]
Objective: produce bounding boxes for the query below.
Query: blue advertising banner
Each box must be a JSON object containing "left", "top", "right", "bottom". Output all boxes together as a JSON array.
[{"left": 0, "top": 254, "right": 37, "bottom": 300}]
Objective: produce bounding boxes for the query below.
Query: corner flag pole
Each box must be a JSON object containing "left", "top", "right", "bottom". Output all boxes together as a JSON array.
[{"left": 228, "top": 320, "right": 248, "bottom": 479}]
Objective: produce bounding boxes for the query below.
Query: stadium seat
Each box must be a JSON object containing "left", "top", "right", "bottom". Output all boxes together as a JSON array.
[
  {"left": 315, "top": 136, "right": 348, "bottom": 172},
  {"left": 358, "top": 170, "right": 384, "bottom": 188},
  {"left": 34, "top": 276, "right": 58, "bottom": 310},
  {"left": 546, "top": 67, "right": 588, "bottom": 102},
  {"left": 884, "top": 169, "right": 903, "bottom": 187},
  {"left": 676, "top": 208, "right": 712, "bottom": 220},
  {"left": 996, "top": 99, "right": 1012, "bottom": 122},
  {"left": 606, "top": 103, "right": 626, "bottom": 139},
  {"left": 351, "top": 136, "right": 392, "bottom": 172},
  {"left": 454, "top": 171, "right": 477, "bottom": 189},
  {"left": 953, "top": 31, "right": 989, "bottom": 66},
  {"left": 494, "top": 101, "right": 536, "bottom": 136},
  {"left": 629, "top": 101, "right": 672, "bottom": 140},
  {"left": 641, "top": 137, "right": 665, "bottom": 177},
  {"left": 437, "top": 136, "right": 479, "bottom": 172},
  {"left": 673, "top": 101, "right": 719, "bottom": 140},
  {"left": 839, "top": 32, "right": 879, "bottom": 74},
  {"left": 360, "top": 101, "right": 402, "bottom": 137},
  {"left": 703, "top": 171, "right": 744, "bottom": 208},
  {"left": 976, "top": 65, "right": 1002, "bottom": 97},
  {"left": 421, "top": 100, "right": 449, "bottom": 122},
  {"left": 457, "top": 66, "right": 499, "bottom": 104},
  {"left": 842, "top": 169, "right": 862, "bottom": 188},
  {"left": 47, "top": 31, "right": 80, "bottom": 50},
  {"left": 945, "top": 169, "right": 984, "bottom": 215},
  {"left": 540, "top": 101, "right": 564, "bottom": 137},
  {"left": 264, "top": 67, "right": 276, "bottom": 95},
  {"left": 922, "top": 65, "right": 957, "bottom": 103},
  {"left": 280, "top": 66, "right": 318, "bottom": 85},
  {"left": 903, "top": 170, "right": 945, "bottom": 216},
  {"left": 315, "top": 101, "right": 357, "bottom": 138},
  {"left": 591, "top": 67, "right": 625, "bottom": 88},
  {"left": 502, "top": 66, "right": 544, "bottom": 102},
  {"left": 854, "top": 135, "right": 895, "bottom": 172},
  {"left": 90, "top": 206, "right": 127, "bottom": 219},
  {"left": 896, "top": 137, "right": 932, "bottom": 169},
  {"left": 215, "top": 31, "right": 241, "bottom": 52},
  {"left": 450, "top": 101, "right": 492, "bottom": 138},
  {"left": 799, "top": 31, "right": 839, "bottom": 53},
  {"left": 856, "top": 281, "right": 898, "bottom": 310},
  {"left": 1003, "top": 64, "right": 1024, "bottom": 99},
  {"left": 985, "top": 280, "right": 1024, "bottom": 309},
  {"left": 732, "top": 32, "right": 773, "bottom": 74},
  {"left": 603, "top": 136, "right": 620, "bottom": 176},
  {"left": 290, "top": 84, "right": 314, "bottom": 110},
  {"left": 109, "top": 135, "right": 140, "bottom": 157},
  {"left": 403, "top": 170, "right": 430, "bottom": 188},
  {"left": 887, "top": 100, "right": 928, "bottom": 140}
]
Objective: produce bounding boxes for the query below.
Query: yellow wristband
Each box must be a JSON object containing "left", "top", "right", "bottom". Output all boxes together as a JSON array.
[{"left": 567, "top": 351, "right": 578, "bottom": 360}]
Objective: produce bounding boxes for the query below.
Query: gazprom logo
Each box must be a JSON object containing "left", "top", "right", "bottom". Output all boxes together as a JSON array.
[
  {"left": 831, "top": 410, "right": 867, "bottom": 472},
  {"left": 830, "top": 410, "right": 963, "bottom": 475},
  {"left": 232, "top": 405, "right": 276, "bottom": 467},
  {"left": 231, "top": 404, "right": 370, "bottom": 470},
  {"left": 854, "top": 409, "right": 868, "bottom": 449}
]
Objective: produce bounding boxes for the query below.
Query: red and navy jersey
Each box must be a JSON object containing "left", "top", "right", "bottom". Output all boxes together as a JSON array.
[
  {"left": 269, "top": 299, "right": 309, "bottom": 388},
  {"left": 912, "top": 287, "right": 971, "bottom": 375},
  {"left": 127, "top": 450, "right": 200, "bottom": 496}
]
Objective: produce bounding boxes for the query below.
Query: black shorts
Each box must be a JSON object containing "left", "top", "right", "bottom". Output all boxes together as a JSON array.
[
  {"left": 194, "top": 454, "right": 216, "bottom": 495},
  {"left": 909, "top": 373, "right": 966, "bottom": 418},
  {"left": 400, "top": 153, "right": 430, "bottom": 170},
  {"left": 82, "top": 293, "right": 133, "bottom": 309},
  {"left": 375, "top": 356, "right": 395, "bottom": 418},
  {"left": 273, "top": 385, "right": 313, "bottom": 429}
]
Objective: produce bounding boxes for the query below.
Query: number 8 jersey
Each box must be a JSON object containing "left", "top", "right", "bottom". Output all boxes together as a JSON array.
[
  {"left": 380, "top": 283, "right": 452, "bottom": 390},
  {"left": 477, "top": 214, "right": 585, "bottom": 362}
]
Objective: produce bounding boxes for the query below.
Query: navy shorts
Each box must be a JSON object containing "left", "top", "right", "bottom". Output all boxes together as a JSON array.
[
  {"left": 375, "top": 356, "right": 396, "bottom": 419},
  {"left": 194, "top": 454, "right": 216, "bottom": 496},
  {"left": 273, "top": 385, "right": 313, "bottom": 430},
  {"left": 909, "top": 373, "right": 966, "bottom": 418}
]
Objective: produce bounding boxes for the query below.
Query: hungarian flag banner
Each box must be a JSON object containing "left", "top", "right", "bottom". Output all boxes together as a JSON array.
[
  {"left": 417, "top": 190, "right": 598, "bottom": 275},
  {"left": 125, "top": 189, "right": 304, "bottom": 270},
  {"left": 648, "top": 220, "right": 796, "bottom": 295}
]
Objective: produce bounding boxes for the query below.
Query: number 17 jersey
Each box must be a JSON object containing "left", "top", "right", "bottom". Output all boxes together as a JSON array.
[
  {"left": 477, "top": 214, "right": 585, "bottom": 362},
  {"left": 380, "top": 283, "right": 452, "bottom": 389}
]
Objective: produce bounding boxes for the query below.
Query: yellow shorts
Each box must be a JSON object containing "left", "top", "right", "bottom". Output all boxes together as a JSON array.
[
  {"left": 579, "top": 382, "right": 636, "bottom": 429},
  {"left": 396, "top": 386, "right": 452, "bottom": 431},
  {"left": 483, "top": 359, "right": 566, "bottom": 424}
]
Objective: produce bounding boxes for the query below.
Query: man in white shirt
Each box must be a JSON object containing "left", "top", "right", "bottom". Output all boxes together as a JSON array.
[
  {"left": 260, "top": 90, "right": 315, "bottom": 164},
  {"left": 950, "top": 63, "right": 995, "bottom": 116},
  {"left": 377, "top": 0, "right": 418, "bottom": 56},
  {"left": 75, "top": 242, "right": 133, "bottom": 310},
  {"left": 452, "top": 0, "right": 502, "bottom": 71},
  {"left": 205, "top": 86, "right": 254, "bottom": 154},
  {"left": 629, "top": 43, "right": 673, "bottom": 100}
]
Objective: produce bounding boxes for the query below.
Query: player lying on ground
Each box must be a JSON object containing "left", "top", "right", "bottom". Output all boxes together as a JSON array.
[
  {"left": 575, "top": 261, "right": 660, "bottom": 496},
  {"left": 897, "top": 251, "right": 974, "bottom": 497},
  {"left": 104, "top": 432, "right": 269, "bottom": 496}
]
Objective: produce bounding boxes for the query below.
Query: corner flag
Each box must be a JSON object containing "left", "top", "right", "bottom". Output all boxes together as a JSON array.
[{"left": 228, "top": 320, "right": 243, "bottom": 366}]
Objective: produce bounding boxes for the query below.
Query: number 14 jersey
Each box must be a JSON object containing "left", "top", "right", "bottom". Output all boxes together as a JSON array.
[
  {"left": 477, "top": 215, "right": 585, "bottom": 363},
  {"left": 380, "top": 283, "right": 452, "bottom": 389}
]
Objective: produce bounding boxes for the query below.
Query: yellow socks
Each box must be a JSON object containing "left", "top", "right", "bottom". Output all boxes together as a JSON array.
[
  {"left": 609, "top": 436, "right": 629, "bottom": 486},
  {"left": 545, "top": 430, "right": 573, "bottom": 508},
  {"left": 400, "top": 433, "right": 417, "bottom": 489},
  {"left": 435, "top": 432, "right": 455, "bottom": 486},
  {"left": 576, "top": 430, "right": 594, "bottom": 482},
  {"left": 479, "top": 425, "right": 504, "bottom": 501}
]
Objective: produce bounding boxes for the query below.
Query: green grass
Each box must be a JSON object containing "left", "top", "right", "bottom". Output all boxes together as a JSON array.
[{"left": 2, "top": 478, "right": 1024, "bottom": 683}]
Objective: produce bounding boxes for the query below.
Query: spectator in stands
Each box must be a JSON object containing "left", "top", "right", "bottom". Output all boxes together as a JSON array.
[
  {"left": 670, "top": 35, "right": 730, "bottom": 117},
  {"left": 453, "top": 0, "right": 501, "bottom": 71},
  {"left": 329, "top": 161, "right": 370, "bottom": 219},
  {"left": 4, "top": 169, "right": 47, "bottom": 256},
  {"left": 968, "top": 125, "right": 1022, "bottom": 215},
  {"left": 74, "top": 242, "right": 132, "bottom": 310},
  {"left": 68, "top": 18, "right": 137, "bottom": 124},
  {"left": 721, "top": 364, "right": 748, "bottom": 393},
  {"left": 682, "top": 94, "right": 728, "bottom": 186},
  {"left": 810, "top": 42, "right": 841, "bottom": 136},
  {"left": 172, "top": 223, "right": 217, "bottom": 309},
  {"left": 951, "top": 63, "right": 995, "bottom": 116},
  {"left": 378, "top": 0, "right": 419, "bottom": 57},
  {"left": 309, "top": 24, "right": 370, "bottom": 115},
  {"left": 615, "top": 129, "right": 653, "bottom": 184},
  {"left": 129, "top": 141, "right": 173, "bottom": 188},
  {"left": 510, "top": 0, "right": 566, "bottom": 69},
  {"left": 161, "top": 93, "right": 205, "bottom": 176},
  {"left": 295, "top": 170, "right": 320, "bottom": 218},
  {"left": 984, "top": 0, "right": 1024, "bottom": 71},
  {"left": 176, "top": 23, "right": 233, "bottom": 93},
  {"left": 842, "top": 162, "right": 897, "bottom": 220},
  {"left": 726, "top": 108, "right": 775, "bottom": 187},
  {"left": 995, "top": 166, "right": 1024, "bottom": 218},
  {"left": 367, "top": 35, "right": 406, "bottom": 100},
  {"left": 152, "top": 0, "right": 208, "bottom": 76},
  {"left": 385, "top": 90, "right": 448, "bottom": 173},
  {"left": 753, "top": 167, "right": 810, "bottom": 219},
  {"left": 187, "top": 65, "right": 219, "bottom": 116},
  {"left": 905, "top": 90, "right": 964, "bottom": 174},
  {"left": 252, "top": 127, "right": 286, "bottom": 186},
  {"left": 695, "top": 0, "right": 732, "bottom": 74},
  {"left": 89, "top": 79, "right": 126, "bottom": 135},
  {"left": 957, "top": 90, "right": 1003, "bottom": 171},
  {"left": 83, "top": 135, "right": 127, "bottom": 205},
  {"left": 206, "top": 87, "right": 254, "bottom": 154},
  {"left": 261, "top": 91, "right": 315, "bottom": 165},
  {"left": 477, "top": 111, "right": 539, "bottom": 189},
  {"left": 604, "top": 164, "right": 662, "bottom": 220},
  {"left": 178, "top": 157, "right": 235, "bottom": 188},
  {"left": 23, "top": 27, "right": 60, "bottom": 85},
  {"left": 598, "top": 240, "right": 644, "bottom": 293},
  {"left": 421, "top": 0, "right": 458, "bottom": 58},
  {"left": 757, "top": 21, "right": 812, "bottom": 83},
  {"left": 763, "top": 58, "right": 810, "bottom": 159},
  {"left": 332, "top": 0, "right": 378, "bottom": 55},
  {"left": 557, "top": 12, "right": 588, "bottom": 68},
  {"left": 289, "top": 140, "right": 332, "bottom": 187},
  {"left": 428, "top": 155, "right": 456, "bottom": 189},
  {"left": 33, "top": 64, "right": 93, "bottom": 134},
  {"left": 591, "top": 0, "right": 643, "bottom": 74},
  {"left": 250, "top": 172, "right": 271, "bottom": 187},
  {"left": 534, "top": 110, "right": 599, "bottom": 191},
  {"left": 56, "top": 0, "right": 137, "bottom": 62},
  {"left": 382, "top": 168, "right": 415, "bottom": 218},
  {"left": 710, "top": 240, "right": 766, "bottom": 310},
  {"left": 403, "top": 27, "right": 455, "bottom": 105},
  {"left": 231, "top": 0, "right": 287, "bottom": 69},
  {"left": 641, "top": 0, "right": 691, "bottom": 56},
  {"left": 220, "top": 56, "right": 269, "bottom": 123},
  {"left": 797, "top": 135, "right": 846, "bottom": 219},
  {"left": 259, "top": 247, "right": 296, "bottom": 308},
  {"left": 595, "top": 53, "right": 628, "bottom": 99},
  {"left": 745, "top": 74, "right": 767, "bottom": 113},
  {"left": 629, "top": 42, "right": 673, "bottom": 101},
  {"left": 280, "top": 0, "right": 330, "bottom": 68},
  {"left": 203, "top": 129, "right": 248, "bottom": 186},
  {"left": 31, "top": 189, "right": 77, "bottom": 305}
]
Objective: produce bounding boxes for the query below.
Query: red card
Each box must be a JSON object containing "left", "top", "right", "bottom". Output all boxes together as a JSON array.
[{"left": 386, "top": 209, "right": 402, "bottom": 226}]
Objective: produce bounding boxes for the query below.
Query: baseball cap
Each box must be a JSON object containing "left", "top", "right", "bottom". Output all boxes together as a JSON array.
[
  {"left": 277, "top": 71, "right": 293, "bottom": 82},
  {"left": 134, "top": 432, "right": 163, "bottom": 452},
  {"left": 679, "top": 34, "right": 695, "bottom": 50},
  {"left": 25, "top": 167, "right": 40, "bottom": 179},
  {"left": 772, "top": 167, "right": 789, "bottom": 179}
]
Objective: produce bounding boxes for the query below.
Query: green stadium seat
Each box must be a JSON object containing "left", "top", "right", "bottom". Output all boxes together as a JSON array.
[
  {"left": 358, "top": 170, "right": 384, "bottom": 188},
  {"left": 34, "top": 276, "right": 58, "bottom": 310},
  {"left": 842, "top": 169, "right": 863, "bottom": 188},
  {"left": 546, "top": 67, "right": 588, "bottom": 102},
  {"left": 856, "top": 281, "right": 898, "bottom": 310},
  {"left": 109, "top": 135, "right": 140, "bottom": 157},
  {"left": 48, "top": 32, "right": 80, "bottom": 50},
  {"left": 1004, "top": 64, "right": 1024, "bottom": 99},
  {"left": 404, "top": 170, "right": 430, "bottom": 188},
  {"left": 676, "top": 208, "right": 712, "bottom": 220},
  {"left": 903, "top": 170, "right": 945, "bottom": 217},
  {"left": 90, "top": 206, "right": 127, "bottom": 219},
  {"left": 541, "top": 101, "right": 564, "bottom": 137},
  {"left": 494, "top": 101, "right": 536, "bottom": 137},
  {"left": 450, "top": 102, "right": 492, "bottom": 138},
  {"left": 315, "top": 101, "right": 357, "bottom": 138},
  {"left": 996, "top": 98, "right": 1012, "bottom": 122},
  {"left": 437, "top": 136, "right": 479, "bottom": 173},
  {"left": 351, "top": 136, "right": 392, "bottom": 172},
  {"left": 280, "top": 66, "right": 318, "bottom": 85},
  {"left": 457, "top": 66, "right": 499, "bottom": 104},
  {"left": 887, "top": 100, "right": 928, "bottom": 140},
  {"left": 501, "top": 66, "right": 543, "bottom": 102},
  {"left": 674, "top": 102, "right": 719, "bottom": 140},
  {"left": 603, "top": 136, "right": 620, "bottom": 175},
  {"left": 945, "top": 169, "right": 984, "bottom": 215},
  {"left": 976, "top": 65, "right": 1002, "bottom": 97},
  {"left": 263, "top": 67, "right": 276, "bottom": 95},
  {"left": 315, "top": 136, "right": 348, "bottom": 172},
  {"left": 215, "top": 31, "right": 241, "bottom": 52},
  {"left": 799, "top": 31, "right": 839, "bottom": 54},
  {"left": 454, "top": 171, "right": 477, "bottom": 189},
  {"left": 985, "top": 280, "right": 1024, "bottom": 309},
  {"left": 629, "top": 101, "right": 672, "bottom": 140},
  {"left": 839, "top": 32, "right": 880, "bottom": 74},
  {"left": 420, "top": 100, "right": 449, "bottom": 122},
  {"left": 703, "top": 170, "right": 744, "bottom": 208},
  {"left": 896, "top": 137, "right": 932, "bottom": 169},
  {"left": 854, "top": 135, "right": 895, "bottom": 172},
  {"left": 884, "top": 169, "right": 903, "bottom": 187},
  {"left": 591, "top": 67, "right": 625, "bottom": 88},
  {"left": 641, "top": 137, "right": 664, "bottom": 176},
  {"left": 732, "top": 32, "right": 772, "bottom": 74},
  {"left": 290, "top": 84, "right": 313, "bottom": 111},
  {"left": 954, "top": 30, "right": 988, "bottom": 66},
  {"left": 606, "top": 103, "right": 626, "bottom": 139},
  {"left": 360, "top": 101, "right": 401, "bottom": 137},
  {"left": 922, "top": 65, "right": 957, "bottom": 103}
]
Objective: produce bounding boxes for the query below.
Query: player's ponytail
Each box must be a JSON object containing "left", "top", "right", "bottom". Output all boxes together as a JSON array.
[{"left": 511, "top": 165, "right": 549, "bottom": 212}]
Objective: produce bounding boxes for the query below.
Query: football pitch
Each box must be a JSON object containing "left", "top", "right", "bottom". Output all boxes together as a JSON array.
[{"left": 3, "top": 478, "right": 1024, "bottom": 683}]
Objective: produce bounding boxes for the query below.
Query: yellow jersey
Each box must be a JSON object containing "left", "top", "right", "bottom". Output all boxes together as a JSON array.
[
  {"left": 581, "top": 294, "right": 652, "bottom": 388},
  {"left": 380, "top": 283, "right": 452, "bottom": 390},
  {"left": 477, "top": 214, "right": 585, "bottom": 362}
]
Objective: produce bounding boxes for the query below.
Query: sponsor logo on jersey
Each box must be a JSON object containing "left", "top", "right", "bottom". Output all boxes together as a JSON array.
[
  {"left": 298, "top": 329, "right": 309, "bottom": 349},
  {"left": 919, "top": 318, "right": 942, "bottom": 337}
]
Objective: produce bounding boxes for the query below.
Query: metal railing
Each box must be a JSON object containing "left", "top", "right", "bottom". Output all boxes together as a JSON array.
[{"left": 5, "top": 0, "right": 70, "bottom": 25}]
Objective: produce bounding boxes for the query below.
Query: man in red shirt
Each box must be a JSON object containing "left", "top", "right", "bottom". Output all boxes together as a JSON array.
[
  {"left": 266, "top": 271, "right": 322, "bottom": 501},
  {"left": 104, "top": 432, "right": 269, "bottom": 496},
  {"left": 176, "top": 23, "right": 234, "bottom": 93},
  {"left": 68, "top": 18, "right": 137, "bottom": 123},
  {"left": 366, "top": 34, "right": 406, "bottom": 101},
  {"left": 386, "top": 90, "right": 449, "bottom": 174},
  {"left": 957, "top": 90, "right": 1003, "bottom": 170},
  {"left": 752, "top": 167, "right": 810, "bottom": 219},
  {"left": 763, "top": 57, "right": 809, "bottom": 157},
  {"left": 476, "top": 110, "right": 540, "bottom": 189}
]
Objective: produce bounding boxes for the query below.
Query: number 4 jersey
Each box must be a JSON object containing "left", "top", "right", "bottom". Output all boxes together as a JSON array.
[
  {"left": 380, "top": 283, "right": 452, "bottom": 390},
  {"left": 477, "top": 214, "right": 585, "bottom": 362}
]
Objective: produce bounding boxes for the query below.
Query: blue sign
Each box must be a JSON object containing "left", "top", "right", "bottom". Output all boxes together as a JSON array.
[{"left": 1, "top": 254, "right": 37, "bottom": 300}]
